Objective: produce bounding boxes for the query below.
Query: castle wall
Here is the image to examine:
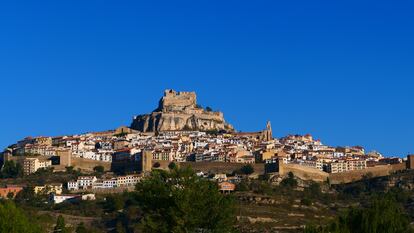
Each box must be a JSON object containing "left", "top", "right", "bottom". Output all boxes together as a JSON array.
[{"left": 131, "top": 89, "right": 233, "bottom": 132}]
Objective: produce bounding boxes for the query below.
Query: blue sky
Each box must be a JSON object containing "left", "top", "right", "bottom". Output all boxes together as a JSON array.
[{"left": 0, "top": 1, "right": 413, "bottom": 156}]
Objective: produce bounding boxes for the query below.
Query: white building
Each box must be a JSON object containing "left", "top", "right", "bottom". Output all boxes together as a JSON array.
[
  {"left": 117, "top": 175, "right": 141, "bottom": 187},
  {"left": 77, "top": 176, "right": 97, "bottom": 189},
  {"left": 67, "top": 181, "right": 79, "bottom": 191},
  {"left": 52, "top": 193, "right": 96, "bottom": 204}
]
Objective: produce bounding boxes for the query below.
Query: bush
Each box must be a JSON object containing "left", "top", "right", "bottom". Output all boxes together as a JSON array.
[
  {"left": 239, "top": 164, "right": 254, "bottom": 175},
  {"left": 305, "top": 182, "right": 321, "bottom": 198},
  {"left": 301, "top": 198, "right": 312, "bottom": 206},
  {"left": 93, "top": 166, "right": 104, "bottom": 173},
  {"left": 0, "top": 160, "right": 23, "bottom": 178},
  {"left": 236, "top": 181, "right": 249, "bottom": 192},
  {"left": 304, "top": 196, "right": 414, "bottom": 233},
  {"left": 135, "top": 167, "right": 236, "bottom": 232},
  {"left": 168, "top": 162, "right": 177, "bottom": 170},
  {"left": 0, "top": 201, "right": 42, "bottom": 233},
  {"left": 280, "top": 172, "right": 297, "bottom": 188}
]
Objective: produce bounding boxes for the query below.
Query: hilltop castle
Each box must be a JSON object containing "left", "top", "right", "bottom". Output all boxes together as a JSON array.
[{"left": 130, "top": 89, "right": 234, "bottom": 132}]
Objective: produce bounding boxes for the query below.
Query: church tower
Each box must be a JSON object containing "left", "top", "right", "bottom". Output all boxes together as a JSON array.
[
  {"left": 260, "top": 121, "right": 273, "bottom": 141},
  {"left": 265, "top": 121, "right": 273, "bottom": 141}
]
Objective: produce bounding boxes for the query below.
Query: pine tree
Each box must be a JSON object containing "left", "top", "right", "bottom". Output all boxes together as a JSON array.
[{"left": 54, "top": 215, "right": 69, "bottom": 233}]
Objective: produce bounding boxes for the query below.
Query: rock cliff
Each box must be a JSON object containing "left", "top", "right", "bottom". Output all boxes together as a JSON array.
[{"left": 130, "top": 89, "right": 234, "bottom": 132}]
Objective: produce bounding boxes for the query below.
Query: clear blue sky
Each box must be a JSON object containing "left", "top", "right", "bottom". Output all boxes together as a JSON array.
[{"left": 0, "top": 1, "right": 413, "bottom": 156}]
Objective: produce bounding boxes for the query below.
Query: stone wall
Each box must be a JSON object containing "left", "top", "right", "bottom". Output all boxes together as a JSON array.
[
  {"left": 158, "top": 89, "right": 197, "bottom": 112},
  {"left": 71, "top": 157, "right": 111, "bottom": 172},
  {"left": 181, "top": 162, "right": 265, "bottom": 174},
  {"left": 329, "top": 163, "right": 406, "bottom": 184},
  {"left": 279, "top": 163, "right": 329, "bottom": 182},
  {"left": 278, "top": 162, "right": 406, "bottom": 184}
]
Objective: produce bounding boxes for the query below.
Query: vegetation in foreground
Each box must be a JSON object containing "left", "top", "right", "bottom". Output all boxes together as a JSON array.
[{"left": 1, "top": 167, "right": 414, "bottom": 232}]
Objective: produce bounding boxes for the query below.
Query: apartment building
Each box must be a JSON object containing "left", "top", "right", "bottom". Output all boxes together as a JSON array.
[{"left": 23, "top": 157, "right": 52, "bottom": 175}]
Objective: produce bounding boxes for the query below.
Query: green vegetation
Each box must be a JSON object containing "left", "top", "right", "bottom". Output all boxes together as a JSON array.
[
  {"left": 168, "top": 161, "right": 177, "bottom": 170},
  {"left": 239, "top": 164, "right": 254, "bottom": 175},
  {"left": 0, "top": 160, "right": 23, "bottom": 178},
  {"left": 0, "top": 201, "right": 42, "bottom": 233},
  {"left": 280, "top": 171, "right": 298, "bottom": 188},
  {"left": 135, "top": 167, "right": 236, "bottom": 233},
  {"left": 304, "top": 196, "right": 414, "bottom": 233},
  {"left": 1, "top": 163, "right": 414, "bottom": 233},
  {"left": 54, "top": 215, "right": 69, "bottom": 233},
  {"left": 93, "top": 165, "right": 105, "bottom": 177},
  {"left": 75, "top": 222, "right": 87, "bottom": 233},
  {"left": 93, "top": 165, "right": 104, "bottom": 173}
]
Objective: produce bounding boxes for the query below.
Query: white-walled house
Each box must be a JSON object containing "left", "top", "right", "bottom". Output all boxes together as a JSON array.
[
  {"left": 67, "top": 181, "right": 79, "bottom": 191},
  {"left": 52, "top": 193, "right": 96, "bottom": 204}
]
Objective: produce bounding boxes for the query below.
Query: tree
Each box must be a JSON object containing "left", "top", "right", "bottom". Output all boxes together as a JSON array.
[
  {"left": 135, "top": 167, "right": 236, "bottom": 233},
  {"left": 0, "top": 160, "right": 22, "bottom": 178},
  {"left": 75, "top": 222, "right": 87, "bottom": 233},
  {"left": 115, "top": 221, "right": 126, "bottom": 233},
  {"left": 54, "top": 215, "right": 69, "bottom": 233},
  {"left": 0, "top": 201, "right": 42, "bottom": 233},
  {"left": 65, "top": 166, "right": 74, "bottom": 174},
  {"left": 280, "top": 172, "right": 298, "bottom": 188},
  {"left": 326, "top": 177, "right": 331, "bottom": 187},
  {"left": 15, "top": 186, "right": 35, "bottom": 202},
  {"left": 93, "top": 165, "right": 104, "bottom": 173},
  {"left": 168, "top": 162, "right": 177, "bottom": 170},
  {"left": 240, "top": 164, "right": 254, "bottom": 175},
  {"left": 105, "top": 195, "right": 124, "bottom": 212},
  {"left": 305, "top": 182, "right": 321, "bottom": 198},
  {"left": 304, "top": 197, "right": 414, "bottom": 233},
  {"left": 6, "top": 192, "right": 14, "bottom": 199}
]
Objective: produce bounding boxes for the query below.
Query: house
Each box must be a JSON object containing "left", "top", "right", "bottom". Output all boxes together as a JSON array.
[
  {"left": 51, "top": 193, "right": 96, "bottom": 204},
  {"left": 218, "top": 182, "right": 236, "bottom": 193},
  {"left": 117, "top": 174, "right": 141, "bottom": 187},
  {"left": 93, "top": 178, "right": 117, "bottom": 189},
  {"left": 67, "top": 181, "right": 79, "bottom": 191},
  {"left": 325, "top": 159, "right": 367, "bottom": 173},
  {"left": 300, "top": 160, "right": 323, "bottom": 171},
  {"left": 0, "top": 186, "right": 23, "bottom": 199},
  {"left": 77, "top": 176, "right": 97, "bottom": 189},
  {"left": 22, "top": 157, "right": 52, "bottom": 175},
  {"left": 52, "top": 194, "right": 81, "bottom": 204},
  {"left": 34, "top": 184, "right": 63, "bottom": 195},
  {"left": 67, "top": 176, "right": 97, "bottom": 191},
  {"left": 69, "top": 174, "right": 141, "bottom": 191},
  {"left": 212, "top": 173, "right": 227, "bottom": 182}
]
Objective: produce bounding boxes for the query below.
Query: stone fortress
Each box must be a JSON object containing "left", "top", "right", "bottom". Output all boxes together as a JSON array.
[{"left": 130, "top": 89, "right": 234, "bottom": 132}]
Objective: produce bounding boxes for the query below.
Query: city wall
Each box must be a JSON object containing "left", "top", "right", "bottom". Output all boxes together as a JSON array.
[{"left": 181, "top": 161, "right": 407, "bottom": 184}]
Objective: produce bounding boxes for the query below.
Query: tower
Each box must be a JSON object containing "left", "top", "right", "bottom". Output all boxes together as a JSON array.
[
  {"left": 142, "top": 150, "right": 153, "bottom": 173},
  {"left": 261, "top": 121, "right": 273, "bottom": 141},
  {"left": 56, "top": 149, "right": 71, "bottom": 167},
  {"left": 266, "top": 121, "right": 272, "bottom": 140}
]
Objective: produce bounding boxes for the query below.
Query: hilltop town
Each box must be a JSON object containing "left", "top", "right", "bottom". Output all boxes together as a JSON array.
[
  {"left": 1, "top": 90, "right": 410, "bottom": 186},
  {"left": 1, "top": 89, "right": 414, "bottom": 232}
]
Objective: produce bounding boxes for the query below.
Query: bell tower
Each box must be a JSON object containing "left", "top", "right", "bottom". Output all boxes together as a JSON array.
[{"left": 265, "top": 121, "right": 273, "bottom": 141}]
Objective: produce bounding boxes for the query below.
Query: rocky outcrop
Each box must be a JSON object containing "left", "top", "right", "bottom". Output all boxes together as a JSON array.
[{"left": 131, "top": 89, "right": 234, "bottom": 132}]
